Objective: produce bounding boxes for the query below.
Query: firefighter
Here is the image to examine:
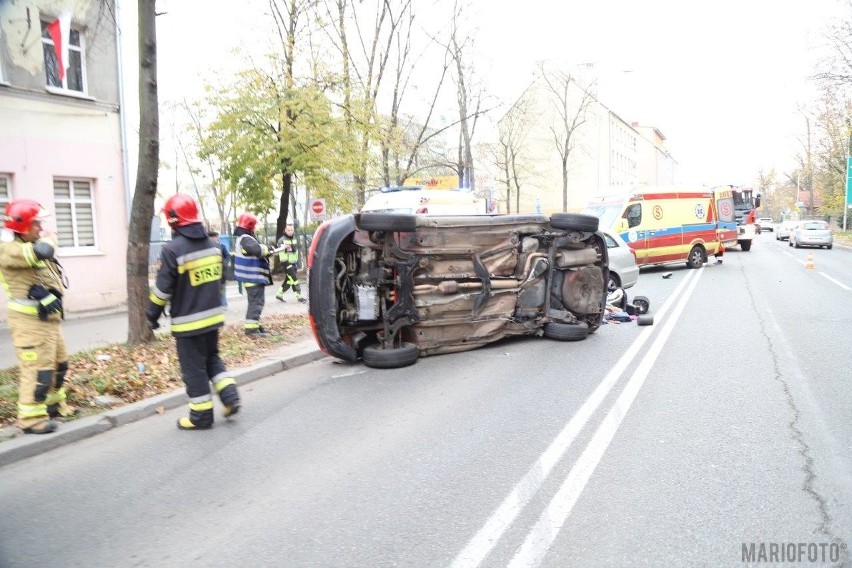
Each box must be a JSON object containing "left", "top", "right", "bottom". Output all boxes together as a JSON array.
[
  {"left": 233, "top": 212, "right": 272, "bottom": 336},
  {"left": 275, "top": 223, "right": 306, "bottom": 303},
  {"left": 0, "top": 199, "right": 75, "bottom": 434},
  {"left": 146, "top": 194, "right": 241, "bottom": 430}
]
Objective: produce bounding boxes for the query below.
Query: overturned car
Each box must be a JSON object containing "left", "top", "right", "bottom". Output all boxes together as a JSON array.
[{"left": 308, "top": 213, "right": 609, "bottom": 369}]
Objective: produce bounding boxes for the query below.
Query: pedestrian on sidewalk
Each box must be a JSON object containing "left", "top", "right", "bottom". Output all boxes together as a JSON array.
[
  {"left": 207, "top": 230, "right": 230, "bottom": 307},
  {"left": 233, "top": 212, "right": 273, "bottom": 336},
  {"left": 275, "top": 223, "right": 306, "bottom": 303},
  {"left": 146, "top": 194, "right": 241, "bottom": 431},
  {"left": 0, "top": 199, "right": 75, "bottom": 434}
]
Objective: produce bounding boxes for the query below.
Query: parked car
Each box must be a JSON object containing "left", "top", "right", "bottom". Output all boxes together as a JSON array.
[
  {"left": 789, "top": 220, "right": 833, "bottom": 249},
  {"left": 308, "top": 212, "right": 609, "bottom": 368},
  {"left": 775, "top": 220, "right": 798, "bottom": 241},
  {"left": 756, "top": 217, "right": 775, "bottom": 233},
  {"left": 602, "top": 230, "right": 639, "bottom": 292}
]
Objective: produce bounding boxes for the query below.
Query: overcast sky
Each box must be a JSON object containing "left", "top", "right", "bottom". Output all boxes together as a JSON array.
[{"left": 127, "top": 0, "right": 845, "bottom": 188}]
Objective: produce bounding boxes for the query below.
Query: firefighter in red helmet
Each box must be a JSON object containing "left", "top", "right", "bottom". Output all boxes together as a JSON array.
[
  {"left": 146, "top": 194, "right": 241, "bottom": 430},
  {"left": 233, "top": 211, "right": 273, "bottom": 336},
  {"left": 0, "top": 199, "right": 75, "bottom": 434}
]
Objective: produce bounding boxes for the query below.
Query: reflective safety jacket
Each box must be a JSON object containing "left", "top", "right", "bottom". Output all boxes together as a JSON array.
[
  {"left": 277, "top": 234, "right": 299, "bottom": 265},
  {"left": 0, "top": 231, "right": 64, "bottom": 321},
  {"left": 234, "top": 233, "right": 271, "bottom": 285},
  {"left": 148, "top": 223, "right": 225, "bottom": 337}
]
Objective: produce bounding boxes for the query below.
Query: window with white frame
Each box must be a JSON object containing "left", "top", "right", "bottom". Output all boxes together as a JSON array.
[
  {"left": 41, "top": 18, "right": 85, "bottom": 93},
  {"left": 53, "top": 179, "right": 96, "bottom": 248},
  {"left": 0, "top": 175, "right": 10, "bottom": 211}
]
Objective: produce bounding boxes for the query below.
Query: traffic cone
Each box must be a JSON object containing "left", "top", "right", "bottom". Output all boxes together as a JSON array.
[{"left": 804, "top": 252, "right": 815, "bottom": 270}]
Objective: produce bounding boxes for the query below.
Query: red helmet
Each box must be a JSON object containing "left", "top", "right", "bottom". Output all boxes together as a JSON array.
[
  {"left": 4, "top": 199, "right": 49, "bottom": 234},
  {"left": 163, "top": 194, "right": 200, "bottom": 227},
  {"left": 237, "top": 212, "right": 258, "bottom": 231}
]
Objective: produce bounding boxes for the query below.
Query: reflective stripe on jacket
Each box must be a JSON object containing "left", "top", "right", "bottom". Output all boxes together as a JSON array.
[{"left": 234, "top": 234, "right": 271, "bottom": 285}]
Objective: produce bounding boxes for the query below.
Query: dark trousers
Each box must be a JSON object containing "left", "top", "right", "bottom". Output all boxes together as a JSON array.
[
  {"left": 278, "top": 264, "right": 301, "bottom": 295},
  {"left": 175, "top": 330, "right": 226, "bottom": 398},
  {"left": 245, "top": 284, "right": 266, "bottom": 323}
]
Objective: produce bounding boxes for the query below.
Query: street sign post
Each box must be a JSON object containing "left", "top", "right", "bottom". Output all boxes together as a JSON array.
[{"left": 309, "top": 198, "right": 326, "bottom": 222}]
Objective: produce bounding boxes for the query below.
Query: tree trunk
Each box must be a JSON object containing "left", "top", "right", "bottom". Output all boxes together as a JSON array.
[
  {"left": 126, "top": 0, "right": 159, "bottom": 345},
  {"left": 276, "top": 170, "right": 292, "bottom": 240}
]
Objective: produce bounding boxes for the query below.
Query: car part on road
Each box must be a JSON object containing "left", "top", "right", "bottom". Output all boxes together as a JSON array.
[
  {"left": 637, "top": 314, "right": 654, "bottom": 326},
  {"left": 631, "top": 295, "right": 650, "bottom": 315}
]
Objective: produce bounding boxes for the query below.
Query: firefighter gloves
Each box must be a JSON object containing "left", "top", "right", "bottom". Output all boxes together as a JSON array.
[{"left": 27, "top": 284, "right": 63, "bottom": 321}]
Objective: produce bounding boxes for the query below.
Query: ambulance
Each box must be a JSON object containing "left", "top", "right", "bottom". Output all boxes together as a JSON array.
[
  {"left": 362, "top": 186, "right": 485, "bottom": 215},
  {"left": 582, "top": 186, "right": 724, "bottom": 269}
]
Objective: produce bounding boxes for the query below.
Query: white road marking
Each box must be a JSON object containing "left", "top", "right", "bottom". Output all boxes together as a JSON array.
[
  {"left": 508, "top": 266, "right": 704, "bottom": 568},
  {"left": 450, "top": 269, "right": 700, "bottom": 568},
  {"left": 818, "top": 272, "right": 851, "bottom": 290}
]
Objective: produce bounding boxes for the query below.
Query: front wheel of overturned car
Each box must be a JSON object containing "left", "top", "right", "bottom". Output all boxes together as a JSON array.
[
  {"left": 357, "top": 213, "right": 417, "bottom": 232},
  {"left": 631, "top": 295, "right": 650, "bottom": 315},
  {"left": 362, "top": 342, "right": 420, "bottom": 369},
  {"left": 543, "top": 321, "right": 589, "bottom": 341},
  {"left": 550, "top": 213, "right": 599, "bottom": 233}
]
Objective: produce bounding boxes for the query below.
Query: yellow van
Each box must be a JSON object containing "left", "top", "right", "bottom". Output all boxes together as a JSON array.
[{"left": 362, "top": 186, "right": 484, "bottom": 215}]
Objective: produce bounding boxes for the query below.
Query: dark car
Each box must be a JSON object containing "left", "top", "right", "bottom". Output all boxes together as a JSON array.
[{"left": 307, "top": 212, "right": 609, "bottom": 368}]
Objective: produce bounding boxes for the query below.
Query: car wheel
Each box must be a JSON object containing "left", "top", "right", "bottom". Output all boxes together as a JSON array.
[
  {"left": 543, "top": 321, "right": 589, "bottom": 341},
  {"left": 740, "top": 240, "right": 752, "bottom": 251},
  {"left": 550, "top": 213, "right": 599, "bottom": 232},
  {"left": 828, "top": 244, "right": 833, "bottom": 250},
  {"left": 607, "top": 272, "right": 621, "bottom": 293},
  {"left": 362, "top": 342, "right": 419, "bottom": 369},
  {"left": 686, "top": 245, "right": 705, "bottom": 269},
  {"left": 794, "top": 241, "right": 800, "bottom": 248},
  {"left": 788, "top": 240, "right": 793, "bottom": 247},
  {"left": 358, "top": 213, "right": 417, "bottom": 232},
  {"left": 632, "top": 295, "right": 650, "bottom": 315}
]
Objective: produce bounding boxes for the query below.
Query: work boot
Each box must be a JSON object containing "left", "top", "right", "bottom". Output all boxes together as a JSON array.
[
  {"left": 223, "top": 400, "right": 241, "bottom": 418},
  {"left": 218, "top": 384, "right": 241, "bottom": 418},
  {"left": 244, "top": 328, "right": 268, "bottom": 337},
  {"left": 23, "top": 420, "right": 59, "bottom": 435},
  {"left": 176, "top": 417, "right": 213, "bottom": 431},
  {"left": 276, "top": 293, "right": 286, "bottom": 302},
  {"left": 297, "top": 296, "right": 307, "bottom": 304}
]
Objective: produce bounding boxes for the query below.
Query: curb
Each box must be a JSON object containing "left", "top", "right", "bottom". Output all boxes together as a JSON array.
[{"left": 0, "top": 340, "right": 326, "bottom": 467}]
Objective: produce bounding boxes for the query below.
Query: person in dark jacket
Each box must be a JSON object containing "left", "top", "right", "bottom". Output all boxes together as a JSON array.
[
  {"left": 147, "top": 194, "right": 241, "bottom": 430},
  {"left": 233, "top": 212, "right": 272, "bottom": 336},
  {"left": 275, "top": 223, "right": 306, "bottom": 303}
]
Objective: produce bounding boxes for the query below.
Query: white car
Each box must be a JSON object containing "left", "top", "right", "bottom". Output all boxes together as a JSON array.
[
  {"left": 756, "top": 217, "right": 774, "bottom": 233},
  {"left": 790, "top": 220, "right": 833, "bottom": 249},
  {"left": 775, "top": 220, "right": 797, "bottom": 241},
  {"left": 603, "top": 230, "right": 639, "bottom": 291}
]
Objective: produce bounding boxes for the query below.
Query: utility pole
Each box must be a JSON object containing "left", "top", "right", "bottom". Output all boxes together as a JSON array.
[{"left": 845, "top": 119, "right": 852, "bottom": 231}]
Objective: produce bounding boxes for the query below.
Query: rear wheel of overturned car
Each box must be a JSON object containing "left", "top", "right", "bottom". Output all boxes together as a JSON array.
[
  {"left": 550, "top": 213, "right": 599, "bottom": 233},
  {"left": 543, "top": 321, "right": 589, "bottom": 341},
  {"left": 362, "top": 342, "right": 420, "bottom": 369},
  {"left": 358, "top": 213, "right": 417, "bottom": 232},
  {"left": 686, "top": 245, "right": 705, "bottom": 269}
]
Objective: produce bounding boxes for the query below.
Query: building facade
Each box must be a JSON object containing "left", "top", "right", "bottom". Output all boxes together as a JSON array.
[
  {"left": 496, "top": 66, "right": 678, "bottom": 215},
  {"left": 0, "top": 0, "right": 129, "bottom": 320}
]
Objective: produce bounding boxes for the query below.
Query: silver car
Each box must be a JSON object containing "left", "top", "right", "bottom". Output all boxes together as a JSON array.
[
  {"left": 603, "top": 230, "right": 639, "bottom": 291},
  {"left": 789, "top": 220, "right": 833, "bottom": 249},
  {"left": 775, "top": 220, "right": 797, "bottom": 241}
]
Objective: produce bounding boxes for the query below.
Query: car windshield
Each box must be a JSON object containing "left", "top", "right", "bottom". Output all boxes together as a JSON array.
[{"left": 803, "top": 222, "right": 828, "bottom": 230}]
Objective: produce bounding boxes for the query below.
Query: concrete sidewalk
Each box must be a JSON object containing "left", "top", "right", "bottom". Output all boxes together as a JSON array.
[{"left": 0, "top": 284, "right": 326, "bottom": 467}]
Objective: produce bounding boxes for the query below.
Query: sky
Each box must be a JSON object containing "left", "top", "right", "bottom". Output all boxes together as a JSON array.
[{"left": 121, "top": 0, "right": 846, "bottom": 188}]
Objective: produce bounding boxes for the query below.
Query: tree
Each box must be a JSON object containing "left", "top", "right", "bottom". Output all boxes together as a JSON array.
[
  {"left": 126, "top": 0, "right": 159, "bottom": 345},
  {"left": 538, "top": 63, "right": 595, "bottom": 213},
  {"left": 493, "top": 99, "right": 534, "bottom": 213}
]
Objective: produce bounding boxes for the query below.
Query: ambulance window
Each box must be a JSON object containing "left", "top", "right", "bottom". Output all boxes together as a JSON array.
[{"left": 624, "top": 203, "right": 642, "bottom": 228}]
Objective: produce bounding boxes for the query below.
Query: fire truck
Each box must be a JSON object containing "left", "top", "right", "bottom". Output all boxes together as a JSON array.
[{"left": 714, "top": 185, "right": 761, "bottom": 252}]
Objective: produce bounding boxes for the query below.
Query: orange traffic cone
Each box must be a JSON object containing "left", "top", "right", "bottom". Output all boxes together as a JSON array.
[{"left": 804, "top": 252, "right": 815, "bottom": 270}]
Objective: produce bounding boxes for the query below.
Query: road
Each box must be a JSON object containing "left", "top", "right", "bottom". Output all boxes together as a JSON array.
[{"left": 1, "top": 237, "right": 850, "bottom": 567}]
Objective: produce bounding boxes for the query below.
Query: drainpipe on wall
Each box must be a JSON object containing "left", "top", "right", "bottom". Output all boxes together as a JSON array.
[{"left": 115, "top": 0, "right": 132, "bottom": 221}]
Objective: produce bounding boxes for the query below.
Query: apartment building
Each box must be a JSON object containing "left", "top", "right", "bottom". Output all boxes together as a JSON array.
[
  {"left": 496, "top": 66, "right": 678, "bottom": 215},
  {"left": 0, "top": 0, "right": 130, "bottom": 319}
]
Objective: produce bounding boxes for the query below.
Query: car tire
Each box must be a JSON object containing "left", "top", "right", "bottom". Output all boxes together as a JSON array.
[
  {"left": 358, "top": 213, "right": 417, "bottom": 232},
  {"left": 637, "top": 314, "right": 654, "bottom": 326},
  {"left": 543, "top": 321, "right": 589, "bottom": 341},
  {"left": 607, "top": 272, "right": 622, "bottom": 293},
  {"left": 740, "top": 240, "right": 752, "bottom": 251},
  {"left": 828, "top": 244, "right": 833, "bottom": 250},
  {"left": 632, "top": 295, "right": 650, "bottom": 315},
  {"left": 550, "top": 213, "right": 599, "bottom": 232},
  {"left": 686, "top": 245, "right": 705, "bottom": 269},
  {"left": 362, "top": 342, "right": 419, "bottom": 369}
]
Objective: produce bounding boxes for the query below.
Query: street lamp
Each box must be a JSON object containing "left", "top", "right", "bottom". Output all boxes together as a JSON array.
[{"left": 845, "top": 119, "right": 852, "bottom": 232}]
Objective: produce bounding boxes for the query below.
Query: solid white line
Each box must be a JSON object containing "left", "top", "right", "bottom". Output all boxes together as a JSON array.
[
  {"left": 449, "top": 269, "right": 700, "bottom": 568},
  {"left": 508, "top": 266, "right": 704, "bottom": 568},
  {"left": 818, "top": 272, "right": 851, "bottom": 291}
]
